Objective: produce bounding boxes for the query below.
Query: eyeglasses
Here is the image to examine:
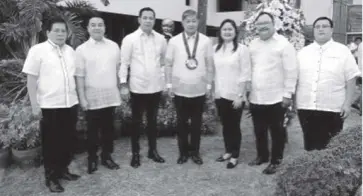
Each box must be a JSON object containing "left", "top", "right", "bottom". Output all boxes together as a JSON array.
[
  {"left": 255, "top": 21, "right": 273, "bottom": 26},
  {"left": 314, "top": 24, "right": 331, "bottom": 29}
]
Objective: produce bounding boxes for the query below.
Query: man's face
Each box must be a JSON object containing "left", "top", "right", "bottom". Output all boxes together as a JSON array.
[
  {"left": 255, "top": 14, "right": 275, "bottom": 40},
  {"left": 313, "top": 19, "right": 333, "bottom": 44},
  {"left": 182, "top": 15, "right": 199, "bottom": 35},
  {"left": 47, "top": 23, "right": 68, "bottom": 46},
  {"left": 355, "top": 39, "right": 362, "bottom": 45},
  {"left": 138, "top": 10, "right": 155, "bottom": 32},
  {"left": 162, "top": 20, "right": 174, "bottom": 34},
  {"left": 88, "top": 17, "right": 105, "bottom": 41}
]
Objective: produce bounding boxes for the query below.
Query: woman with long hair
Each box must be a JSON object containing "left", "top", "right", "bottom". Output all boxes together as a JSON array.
[{"left": 213, "top": 19, "right": 251, "bottom": 169}]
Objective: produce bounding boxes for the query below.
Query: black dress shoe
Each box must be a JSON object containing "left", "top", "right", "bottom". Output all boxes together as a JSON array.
[
  {"left": 191, "top": 155, "right": 203, "bottom": 165},
  {"left": 101, "top": 157, "right": 120, "bottom": 170},
  {"left": 262, "top": 163, "right": 279, "bottom": 175},
  {"left": 46, "top": 179, "right": 64, "bottom": 193},
  {"left": 216, "top": 154, "right": 232, "bottom": 162},
  {"left": 177, "top": 155, "right": 188, "bottom": 164},
  {"left": 226, "top": 159, "right": 238, "bottom": 169},
  {"left": 130, "top": 154, "right": 141, "bottom": 168},
  {"left": 248, "top": 157, "right": 269, "bottom": 166},
  {"left": 61, "top": 170, "right": 80, "bottom": 181},
  {"left": 88, "top": 159, "right": 98, "bottom": 174},
  {"left": 147, "top": 150, "right": 165, "bottom": 163}
]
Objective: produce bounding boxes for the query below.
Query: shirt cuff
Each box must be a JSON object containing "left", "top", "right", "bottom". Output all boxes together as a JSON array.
[
  {"left": 166, "top": 83, "right": 172, "bottom": 89},
  {"left": 283, "top": 92, "right": 292, "bottom": 99},
  {"left": 22, "top": 70, "right": 38, "bottom": 76},
  {"left": 206, "top": 84, "right": 212, "bottom": 90}
]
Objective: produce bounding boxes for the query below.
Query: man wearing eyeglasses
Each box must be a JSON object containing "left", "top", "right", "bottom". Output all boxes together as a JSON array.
[
  {"left": 296, "top": 17, "right": 360, "bottom": 151},
  {"left": 247, "top": 12, "right": 298, "bottom": 175}
]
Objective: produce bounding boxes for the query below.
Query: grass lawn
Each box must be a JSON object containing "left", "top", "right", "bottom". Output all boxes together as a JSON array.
[{"left": 0, "top": 110, "right": 361, "bottom": 196}]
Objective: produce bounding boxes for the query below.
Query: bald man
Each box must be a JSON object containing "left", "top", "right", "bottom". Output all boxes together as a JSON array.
[{"left": 162, "top": 18, "right": 174, "bottom": 42}]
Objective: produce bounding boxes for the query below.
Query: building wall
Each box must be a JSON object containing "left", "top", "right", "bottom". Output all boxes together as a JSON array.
[
  {"left": 67, "top": 0, "right": 244, "bottom": 27},
  {"left": 64, "top": 0, "right": 344, "bottom": 26},
  {"left": 301, "top": 0, "right": 334, "bottom": 25}
]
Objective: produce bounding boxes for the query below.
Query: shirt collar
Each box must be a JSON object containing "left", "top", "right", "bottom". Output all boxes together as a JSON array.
[
  {"left": 47, "top": 39, "right": 66, "bottom": 50},
  {"left": 137, "top": 28, "right": 155, "bottom": 37},
  {"left": 164, "top": 32, "right": 173, "bottom": 37},
  {"left": 257, "top": 32, "right": 279, "bottom": 42},
  {"left": 184, "top": 32, "right": 198, "bottom": 40},
  {"left": 312, "top": 39, "right": 334, "bottom": 50},
  {"left": 89, "top": 37, "right": 105, "bottom": 44}
]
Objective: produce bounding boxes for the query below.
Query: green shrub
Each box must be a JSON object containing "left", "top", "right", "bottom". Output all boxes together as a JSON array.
[
  {"left": 274, "top": 126, "right": 362, "bottom": 196},
  {"left": 0, "top": 59, "right": 26, "bottom": 104},
  {"left": 114, "top": 95, "right": 218, "bottom": 136},
  {"left": 0, "top": 104, "right": 11, "bottom": 149},
  {"left": 7, "top": 102, "right": 41, "bottom": 150}
]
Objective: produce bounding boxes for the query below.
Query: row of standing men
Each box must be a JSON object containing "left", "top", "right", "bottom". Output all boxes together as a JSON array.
[{"left": 22, "top": 7, "right": 361, "bottom": 193}]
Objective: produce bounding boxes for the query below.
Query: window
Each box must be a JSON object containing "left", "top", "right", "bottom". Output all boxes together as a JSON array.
[{"left": 217, "top": 0, "right": 242, "bottom": 12}]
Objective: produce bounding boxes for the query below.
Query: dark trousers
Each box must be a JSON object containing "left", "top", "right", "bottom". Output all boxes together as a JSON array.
[
  {"left": 174, "top": 95, "right": 205, "bottom": 156},
  {"left": 298, "top": 110, "right": 343, "bottom": 151},
  {"left": 130, "top": 92, "right": 161, "bottom": 154},
  {"left": 86, "top": 107, "right": 115, "bottom": 160},
  {"left": 250, "top": 102, "right": 286, "bottom": 164},
  {"left": 215, "top": 98, "right": 244, "bottom": 158},
  {"left": 41, "top": 105, "right": 78, "bottom": 179}
]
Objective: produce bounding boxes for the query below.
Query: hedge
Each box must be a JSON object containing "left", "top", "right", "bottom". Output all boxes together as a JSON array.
[{"left": 274, "top": 126, "right": 362, "bottom": 196}]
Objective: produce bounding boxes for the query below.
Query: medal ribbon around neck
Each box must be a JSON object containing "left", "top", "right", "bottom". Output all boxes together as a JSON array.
[{"left": 182, "top": 32, "right": 199, "bottom": 70}]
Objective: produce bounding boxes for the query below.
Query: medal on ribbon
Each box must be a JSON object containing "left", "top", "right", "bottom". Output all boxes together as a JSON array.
[{"left": 182, "top": 32, "right": 199, "bottom": 70}]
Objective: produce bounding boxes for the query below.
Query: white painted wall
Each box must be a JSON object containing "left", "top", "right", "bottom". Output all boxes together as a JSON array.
[
  {"left": 301, "top": 0, "right": 334, "bottom": 25},
  {"left": 62, "top": 0, "right": 245, "bottom": 27},
  {"left": 353, "top": 0, "right": 362, "bottom": 5},
  {"left": 63, "top": 0, "right": 336, "bottom": 27}
]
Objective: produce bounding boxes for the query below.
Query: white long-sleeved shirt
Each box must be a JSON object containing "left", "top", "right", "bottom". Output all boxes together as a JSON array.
[
  {"left": 119, "top": 28, "right": 167, "bottom": 94},
  {"left": 249, "top": 33, "right": 298, "bottom": 105},
  {"left": 213, "top": 43, "right": 251, "bottom": 101},
  {"left": 165, "top": 32, "right": 214, "bottom": 98}
]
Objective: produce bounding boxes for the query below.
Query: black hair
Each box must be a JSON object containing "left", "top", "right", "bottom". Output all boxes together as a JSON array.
[
  {"left": 255, "top": 11, "right": 275, "bottom": 23},
  {"left": 45, "top": 17, "right": 68, "bottom": 32},
  {"left": 313, "top": 16, "right": 334, "bottom": 28},
  {"left": 355, "top": 37, "right": 362, "bottom": 42},
  {"left": 87, "top": 13, "right": 104, "bottom": 26},
  {"left": 215, "top": 19, "right": 238, "bottom": 53},
  {"left": 138, "top": 7, "right": 156, "bottom": 18}
]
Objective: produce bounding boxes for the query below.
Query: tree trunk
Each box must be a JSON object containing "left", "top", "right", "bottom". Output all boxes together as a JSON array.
[
  {"left": 295, "top": 0, "right": 301, "bottom": 8},
  {"left": 197, "top": 0, "right": 208, "bottom": 34}
]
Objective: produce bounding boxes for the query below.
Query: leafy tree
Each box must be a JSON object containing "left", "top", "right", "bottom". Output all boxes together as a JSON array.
[{"left": 0, "top": 0, "right": 96, "bottom": 59}]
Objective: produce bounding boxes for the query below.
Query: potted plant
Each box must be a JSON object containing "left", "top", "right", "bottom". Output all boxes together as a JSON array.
[
  {"left": 8, "top": 103, "right": 42, "bottom": 169},
  {"left": 0, "top": 104, "right": 11, "bottom": 168}
]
